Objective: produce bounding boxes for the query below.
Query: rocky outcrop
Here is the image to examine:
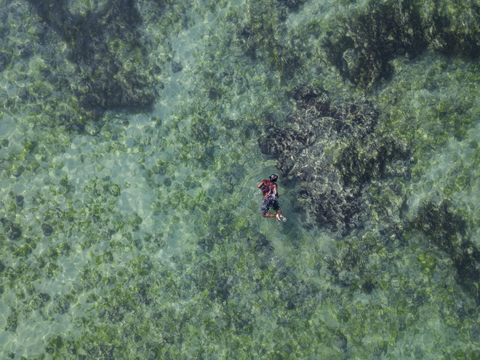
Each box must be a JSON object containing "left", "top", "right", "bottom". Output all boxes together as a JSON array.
[
  {"left": 258, "top": 87, "right": 410, "bottom": 235},
  {"left": 413, "top": 200, "right": 480, "bottom": 303},
  {"left": 26, "top": 0, "right": 158, "bottom": 117}
]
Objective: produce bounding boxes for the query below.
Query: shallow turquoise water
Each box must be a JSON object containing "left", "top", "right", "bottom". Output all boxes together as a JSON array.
[{"left": 1, "top": 0, "right": 480, "bottom": 358}]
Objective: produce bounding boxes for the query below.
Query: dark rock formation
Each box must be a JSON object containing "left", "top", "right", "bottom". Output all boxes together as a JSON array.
[
  {"left": 171, "top": 61, "right": 183, "bottom": 73},
  {"left": 41, "top": 223, "right": 53, "bottom": 236},
  {"left": 279, "top": 0, "right": 308, "bottom": 9},
  {"left": 1, "top": 218, "right": 22, "bottom": 240},
  {"left": 322, "top": 0, "right": 426, "bottom": 89},
  {"left": 15, "top": 196, "right": 24, "bottom": 207},
  {"left": 323, "top": 0, "right": 480, "bottom": 89},
  {"left": 26, "top": 0, "right": 158, "bottom": 118},
  {"left": 235, "top": 0, "right": 302, "bottom": 80},
  {"left": 413, "top": 200, "right": 480, "bottom": 303},
  {"left": 425, "top": 0, "right": 480, "bottom": 58},
  {"left": 258, "top": 87, "right": 410, "bottom": 235}
]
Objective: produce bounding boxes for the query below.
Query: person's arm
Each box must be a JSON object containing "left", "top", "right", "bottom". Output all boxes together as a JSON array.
[
  {"left": 258, "top": 180, "right": 265, "bottom": 188},
  {"left": 275, "top": 184, "right": 279, "bottom": 198}
]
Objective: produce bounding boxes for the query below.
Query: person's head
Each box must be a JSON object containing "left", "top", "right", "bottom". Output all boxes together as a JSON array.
[{"left": 270, "top": 174, "right": 278, "bottom": 182}]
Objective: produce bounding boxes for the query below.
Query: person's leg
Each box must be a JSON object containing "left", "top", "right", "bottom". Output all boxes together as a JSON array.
[
  {"left": 261, "top": 199, "right": 270, "bottom": 216},
  {"left": 272, "top": 201, "right": 286, "bottom": 221},
  {"left": 276, "top": 209, "right": 286, "bottom": 222},
  {"left": 261, "top": 200, "right": 285, "bottom": 220}
]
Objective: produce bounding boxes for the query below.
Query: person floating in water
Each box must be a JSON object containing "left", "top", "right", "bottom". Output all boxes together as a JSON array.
[{"left": 258, "top": 174, "right": 286, "bottom": 222}]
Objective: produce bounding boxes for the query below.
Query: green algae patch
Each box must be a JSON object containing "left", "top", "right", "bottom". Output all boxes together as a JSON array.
[
  {"left": 13, "top": 243, "right": 33, "bottom": 258},
  {"left": 2, "top": 0, "right": 480, "bottom": 358},
  {"left": 417, "top": 252, "right": 437, "bottom": 276}
]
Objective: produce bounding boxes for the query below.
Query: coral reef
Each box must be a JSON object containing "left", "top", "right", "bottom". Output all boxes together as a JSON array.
[
  {"left": 413, "top": 200, "right": 480, "bottom": 302},
  {"left": 424, "top": 0, "right": 480, "bottom": 58},
  {"left": 26, "top": 0, "right": 158, "bottom": 117},
  {"left": 234, "top": 0, "right": 302, "bottom": 80},
  {"left": 322, "top": 0, "right": 426, "bottom": 89},
  {"left": 2, "top": 0, "right": 480, "bottom": 357},
  {"left": 281, "top": 0, "right": 307, "bottom": 9},
  {"left": 322, "top": 0, "right": 480, "bottom": 89},
  {"left": 1, "top": 218, "right": 22, "bottom": 240},
  {"left": 259, "top": 87, "right": 410, "bottom": 234}
]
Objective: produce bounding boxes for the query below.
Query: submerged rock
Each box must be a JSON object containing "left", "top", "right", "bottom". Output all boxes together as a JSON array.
[
  {"left": 258, "top": 87, "right": 410, "bottom": 235},
  {"left": 332, "top": 332, "right": 348, "bottom": 352},
  {"left": 41, "top": 223, "right": 53, "bottom": 236},
  {"left": 15, "top": 195, "right": 24, "bottom": 207},
  {"left": 171, "top": 61, "right": 183, "bottom": 73},
  {"left": 322, "top": 0, "right": 426, "bottom": 89},
  {"left": 4, "top": 222, "right": 22, "bottom": 240},
  {"left": 280, "top": 0, "right": 308, "bottom": 9},
  {"left": 12, "top": 165, "right": 25, "bottom": 178},
  {"left": 235, "top": 0, "right": 302, "bottom": 79},
  {"left": 26, "top": 0, "right": 158, "bottom": 118},
  {"left": 413, "top": 200, "right": 480, "bottom": 303},
  {"left": 323, "top": 0, "right": 480, "bottom": 89}
]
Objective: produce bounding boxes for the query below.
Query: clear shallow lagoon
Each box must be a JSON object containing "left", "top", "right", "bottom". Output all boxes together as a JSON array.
[{"left": 1, "top": 0, "right": 480, "bottom": 358}]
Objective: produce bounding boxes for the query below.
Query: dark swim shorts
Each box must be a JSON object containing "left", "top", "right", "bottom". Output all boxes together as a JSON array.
[{"left": 261, "top": 199, "right": 279, "bottom": 215}]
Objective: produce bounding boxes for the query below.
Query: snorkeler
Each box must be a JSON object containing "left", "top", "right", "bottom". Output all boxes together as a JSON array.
[{"left": 258, "top": 174, "right": 286, "bottom": 222}]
